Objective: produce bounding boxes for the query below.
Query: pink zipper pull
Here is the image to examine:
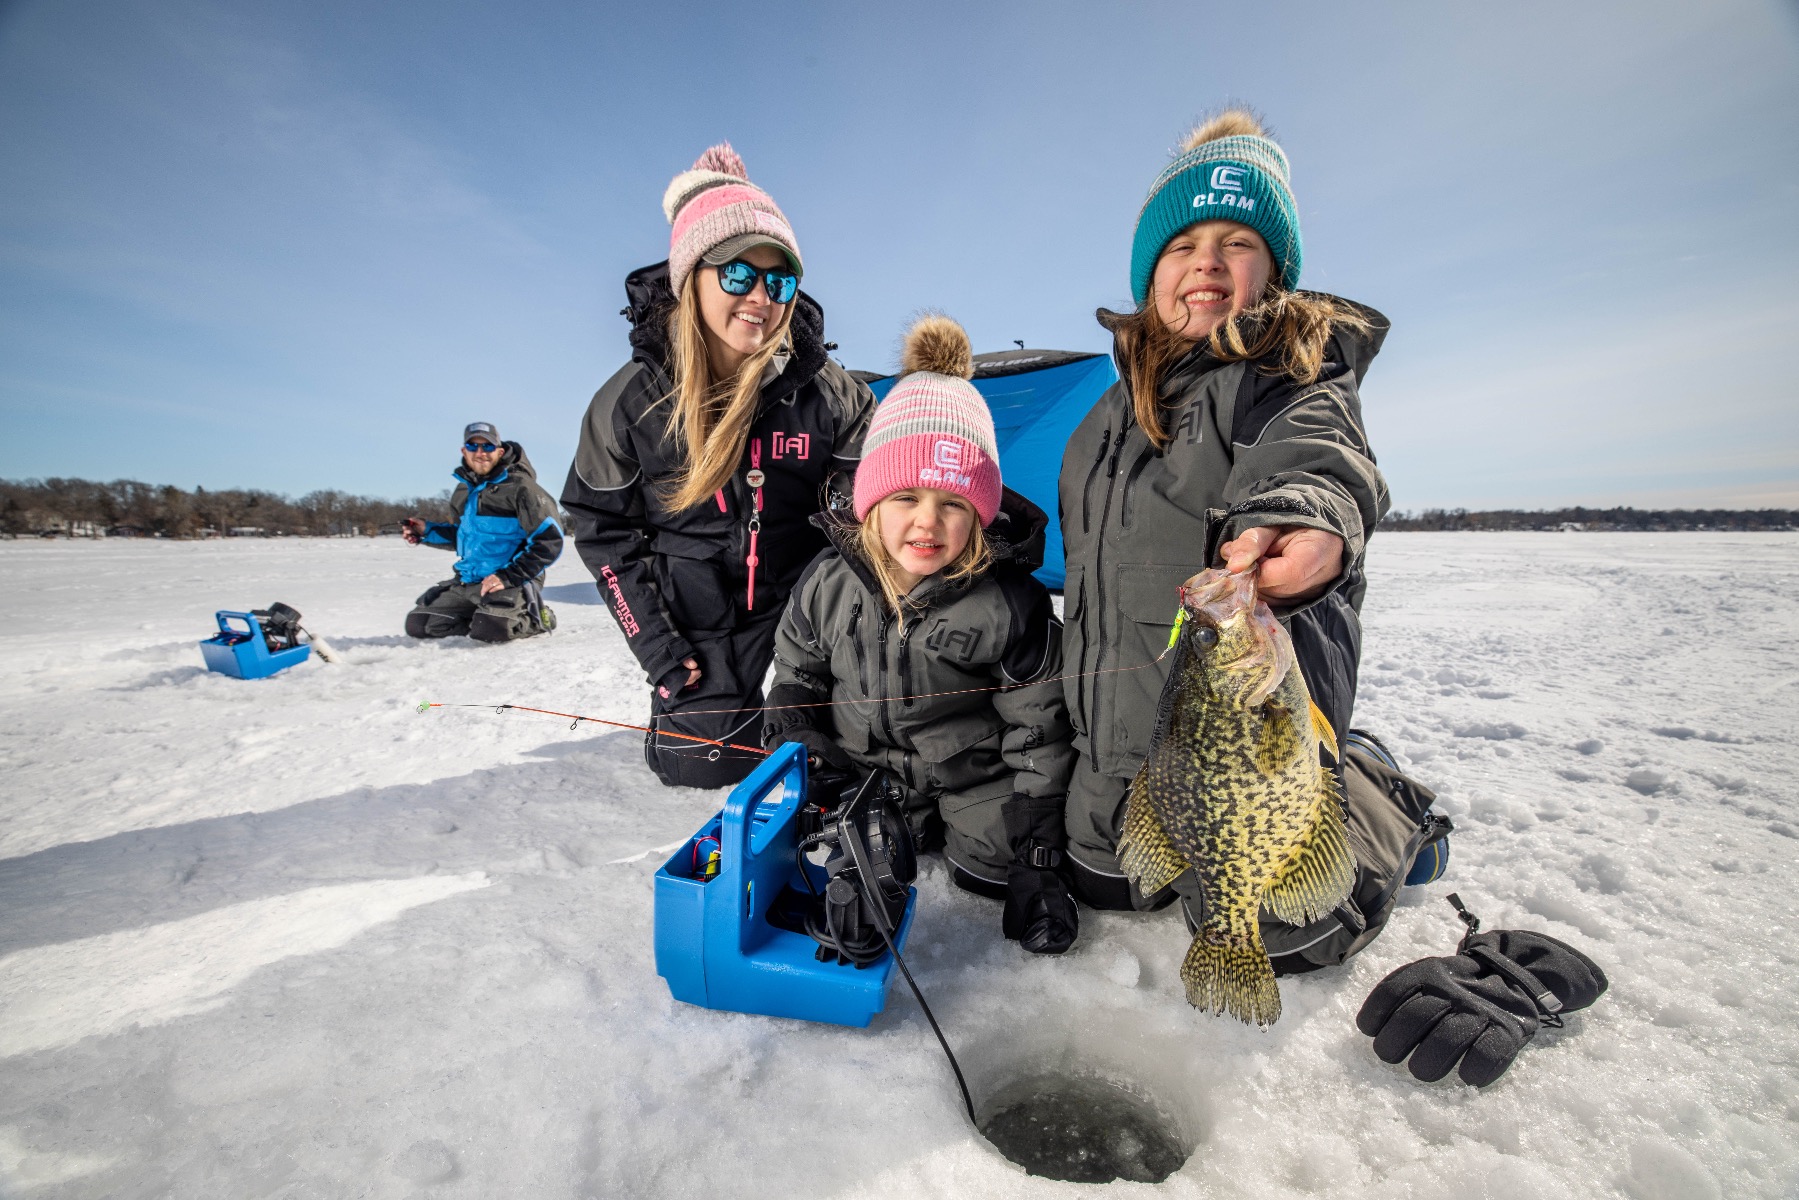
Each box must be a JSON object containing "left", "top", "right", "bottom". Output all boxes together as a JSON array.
[
  {"left": 746, "top": 518, "right": 760, "bottom": 610},
  {"left": 745, "top": 439, "right": 764, "bottom": 609},
  {"left": 714, "top": 489, "right": 727, "bottom": 513}
]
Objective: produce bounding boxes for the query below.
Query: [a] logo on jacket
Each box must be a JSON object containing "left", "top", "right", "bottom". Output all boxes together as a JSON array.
[
  {"left": 925, "top": 619, "right": 982, "bottom": 662},
  {"left": 772, "top": 432, "right": 810, "bottom": 460}
]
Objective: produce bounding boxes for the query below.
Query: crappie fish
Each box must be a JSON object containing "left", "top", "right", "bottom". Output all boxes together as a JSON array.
[{"left": 1117, "top": 567, "right": 1353, "bottom": 1025}]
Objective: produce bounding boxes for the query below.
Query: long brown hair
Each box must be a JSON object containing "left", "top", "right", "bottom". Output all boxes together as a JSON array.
[
  {"left": 658, "top": 273, "right": 796, "bottom": 511},
  {"left": 1104, "top": 286, "right": 1370, "bottom": 450},
  {"left": 853, "top": 506, "right": 991, "bottom": 627}
]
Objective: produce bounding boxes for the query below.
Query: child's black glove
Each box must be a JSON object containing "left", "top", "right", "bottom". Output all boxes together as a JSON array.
[
  {"left": 1001, "top": 794, "right": 1078, "bottom": 955},
  {"left": 761, "top": 684, "right": 855, "bottom": 792},
  {"left": 1356, "top": 896, "right": 1608, "bottom": 1087}
]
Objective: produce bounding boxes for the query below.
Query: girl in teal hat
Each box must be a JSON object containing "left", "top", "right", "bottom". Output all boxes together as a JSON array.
[{"left": 1057, "top": 110, "right": 1408, "bottom": 976}]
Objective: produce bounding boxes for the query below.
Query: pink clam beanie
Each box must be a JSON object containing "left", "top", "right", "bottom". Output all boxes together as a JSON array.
[
  {"left": 662, "top": 142, "right": 802, "bottom": 299},
  {"left": 853, "top": 316, "right": 1002, "bottom": 527}
]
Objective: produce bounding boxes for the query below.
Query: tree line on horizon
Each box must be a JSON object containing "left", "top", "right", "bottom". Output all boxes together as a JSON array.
[
  {"left": 0, "top": 477, "right": 455, "bottom": 538},
  {"left": 1381, "top": 506, "right": 1797, "bottom": 532},
  {"left": 5, "top": 477, "right": 1795, "bottom": 539}
]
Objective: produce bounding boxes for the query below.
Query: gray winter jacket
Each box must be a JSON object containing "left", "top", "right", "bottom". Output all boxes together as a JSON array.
[
  {"left": 1060, "top": 298, "right": 1391, "bottom": 779},
  {"left": 767, "top": 492, "right": 1075, "bottom": 805}
]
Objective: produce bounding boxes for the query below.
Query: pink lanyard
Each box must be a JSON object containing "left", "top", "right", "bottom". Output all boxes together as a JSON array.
[{"left": 745, "top": 439, "right": 765, "bottom": 610}]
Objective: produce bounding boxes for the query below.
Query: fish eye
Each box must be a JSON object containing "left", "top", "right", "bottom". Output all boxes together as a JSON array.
[{"left": 1193, "top": 626, "right": 1219, "bottom": 647}]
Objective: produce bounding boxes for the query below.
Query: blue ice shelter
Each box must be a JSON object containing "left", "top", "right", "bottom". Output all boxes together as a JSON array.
[{"left": 858, "top": 348, "right": 1116, "bottom": 590}]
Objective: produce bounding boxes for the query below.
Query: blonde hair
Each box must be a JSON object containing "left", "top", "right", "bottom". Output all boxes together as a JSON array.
[
  {"left": 1104, "top": 285, "right": 1370, "bottom": 450},
  {"left": 658, "top": 273, "right": 796, "bottom": 512},
  {"left": 853, "top": 505, "right": 991, "bottom": 626}
]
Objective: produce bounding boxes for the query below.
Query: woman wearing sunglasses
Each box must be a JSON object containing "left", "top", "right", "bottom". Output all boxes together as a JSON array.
[{"left": 563, "top": 143, "right": 875, "bottom": 789}]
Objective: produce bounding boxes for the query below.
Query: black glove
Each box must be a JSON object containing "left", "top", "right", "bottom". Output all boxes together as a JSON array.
[
  {"left": 761, "top": 685, "right": 855, "bottom": 792},
  {"left": 1000, "top": 794, "right": 1078, "bottom": 955},
  {"left": 1356, "top": 896, "right": 1608, "bottom": 1087}
]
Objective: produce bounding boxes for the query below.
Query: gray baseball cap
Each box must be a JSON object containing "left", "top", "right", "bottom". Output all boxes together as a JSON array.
[
  {"left": 700, "top": 232, "right": 803, "bottom": 277},
  {"left": 463, "top": 421, "right": 501, "bottom": 445}
]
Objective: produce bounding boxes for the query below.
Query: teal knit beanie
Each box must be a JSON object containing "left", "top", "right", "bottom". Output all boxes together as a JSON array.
[{"left": 1129, "top": 113, "right": 1302, "bottom": 304}]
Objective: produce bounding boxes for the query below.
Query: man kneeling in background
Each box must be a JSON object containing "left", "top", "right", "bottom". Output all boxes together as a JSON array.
[{"left": 402, "top": 422, "right": 564, "bottom": 643}]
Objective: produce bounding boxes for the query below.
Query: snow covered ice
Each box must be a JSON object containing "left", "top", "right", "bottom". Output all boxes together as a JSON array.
[{"left": 1, "top": 533, "right": 1796, "bottom": 1198}]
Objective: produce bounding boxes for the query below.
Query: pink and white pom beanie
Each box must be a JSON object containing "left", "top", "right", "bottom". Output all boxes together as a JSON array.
[
  {"left": 662, "top": 142, "right": 802, "bottom": 298},
  {"left": 853, "top": 316, "right": 1002, "bottom": 527}
]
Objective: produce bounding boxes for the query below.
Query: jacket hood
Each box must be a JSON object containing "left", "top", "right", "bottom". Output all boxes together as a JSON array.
[
  {"left": 621, "top": 259, "right": 831, "bottom": 402},
  {"left": 1319, "top": 296, "right": 1389, "bottom": 385},
  {"left": 454, "top": 441, "right": 538, "bottom": 487},
  {"left": 810, "top": 486, "right": 1049, "bottom": 600},
  {"left": 1101, "top": 292, "right": 1390, "bottom": 390}
]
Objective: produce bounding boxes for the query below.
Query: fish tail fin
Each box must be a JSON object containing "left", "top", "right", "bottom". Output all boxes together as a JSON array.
[
  {"left": 1264, "top": 773, "right": 1357, "bottom": 926},
  {"left": 1181, "top": 928, "right": 1281, "bottom": 1026},
  {"left": 1117, "top": 776, "right": 1188, "bottom": 896},
  {"left": 1309, "top": 700, "right": 1338, "bottom": 763}
]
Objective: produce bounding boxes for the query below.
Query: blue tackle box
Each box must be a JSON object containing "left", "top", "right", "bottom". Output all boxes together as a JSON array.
[
  {"left": 198, "top": 610, "right": 312, "bottom": 679},
  {"left": 653, "top": 742, "right": 916, "bottom": 1027}
]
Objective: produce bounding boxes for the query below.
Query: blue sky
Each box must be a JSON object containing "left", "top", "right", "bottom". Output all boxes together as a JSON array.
[{"left": 2, "top": 0, "right": 1796, "bottom": 509}]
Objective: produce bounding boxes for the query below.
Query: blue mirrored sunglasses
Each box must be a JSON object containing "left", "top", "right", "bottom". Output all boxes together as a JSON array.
[
  {"left": 464, "top": 440, "right": 500, "bottom": 453},
  {"left": 715, "top": 259, "right": 798, "bottom": 305}
]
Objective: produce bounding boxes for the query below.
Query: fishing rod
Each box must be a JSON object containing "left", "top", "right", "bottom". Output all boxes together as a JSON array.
[
  {"left": 416, "top": 644, "right": 1177, "bottom": 744},
  {"left": 416, "top": 701, "right": 766, "bottom": 757}
]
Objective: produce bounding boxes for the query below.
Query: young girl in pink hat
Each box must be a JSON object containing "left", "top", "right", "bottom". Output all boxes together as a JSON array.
[{"left": 762, "top": 316, "right": 1080, "bottom": 954}]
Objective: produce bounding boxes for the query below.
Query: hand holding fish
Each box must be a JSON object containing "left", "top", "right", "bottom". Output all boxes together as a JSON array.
[{"left": 1218, "top": 525, "right": 1343, "bottom": 602}]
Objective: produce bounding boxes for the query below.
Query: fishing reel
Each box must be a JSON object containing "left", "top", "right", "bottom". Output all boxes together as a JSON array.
[{"left": 798, "top": 771, "right": 917, "bottom": 967}]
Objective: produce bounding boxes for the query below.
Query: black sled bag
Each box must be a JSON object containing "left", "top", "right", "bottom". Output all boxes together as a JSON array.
[{"left": 1261, "top": 730, "right": 1452, "bottom": 976}]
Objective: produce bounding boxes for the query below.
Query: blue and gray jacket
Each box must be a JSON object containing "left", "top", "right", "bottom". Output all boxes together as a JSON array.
[{"left": 420, "top": 442, "right": 564, "bottom": 586}]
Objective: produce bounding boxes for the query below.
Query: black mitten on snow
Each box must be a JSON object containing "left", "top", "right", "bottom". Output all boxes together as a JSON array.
[
  {"left": 1356, "top": 896, "right": 1608, "bottom": 1087},
  {"left": 1001, "top": 794, "right": 1079, "bottom": 955},
  {"left": 761, "top": 685, "right": 856, "bottom": 793}
]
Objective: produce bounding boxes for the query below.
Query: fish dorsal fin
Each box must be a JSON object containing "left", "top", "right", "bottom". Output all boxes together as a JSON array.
[{"left": 1309, "top": 700, "right": 1338, "bottom": 764}]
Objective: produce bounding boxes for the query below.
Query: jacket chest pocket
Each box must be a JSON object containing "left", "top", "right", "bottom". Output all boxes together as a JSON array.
[
  {"left": 1108, "top": 563, "right": 1192, "bottom": 763},
  {"left": 836, "top": 600, "right": 873, "bottom": 697}
]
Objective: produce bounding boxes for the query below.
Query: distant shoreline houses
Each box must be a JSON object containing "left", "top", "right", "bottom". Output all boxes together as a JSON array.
[{"left": 0, "top": 477, "right": 455, "bottom": 540}]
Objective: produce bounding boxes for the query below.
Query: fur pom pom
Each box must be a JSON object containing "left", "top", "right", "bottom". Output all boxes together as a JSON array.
[
  {"left": 692, "top": 142, "right": 748, "bottom": 180},
  {"left": 900, "top": 314, "right": 974, "bottom": 380},
  {"left": 1181, "top": 109, "right": 1266, "bottom": 152},
  {"left": 661, "top": 144, "right": 754, "bottom": 222}
]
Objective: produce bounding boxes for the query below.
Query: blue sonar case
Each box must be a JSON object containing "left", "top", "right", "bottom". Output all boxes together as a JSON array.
[
  {"left": 198, "top": 610, "right": 312, "bottom": 679},
  {"left": 653, "top": 742, "right": 917, "bottom": 1027}
]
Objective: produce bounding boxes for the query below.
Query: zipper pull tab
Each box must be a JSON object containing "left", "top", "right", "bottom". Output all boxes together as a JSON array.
[
  {"left": 1105, "top": 428, "right": 1128, "bottom": 477},
  {"left": 1446, "top": 892, "right": 1481, "bottom": 950},
  {"left": 714, "top": 490, "right": 727, "bottom": 513},
  {"left": 746, "top": 516, "right": 761, "bottom": 610},
  {"left": 745, "top": 436, "right": 765, "bottom": 609}
]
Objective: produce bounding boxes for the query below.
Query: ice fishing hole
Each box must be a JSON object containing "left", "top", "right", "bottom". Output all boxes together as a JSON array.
[{"left": 978, "top": 1073, "right": 1190, "bottom": 1184}]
